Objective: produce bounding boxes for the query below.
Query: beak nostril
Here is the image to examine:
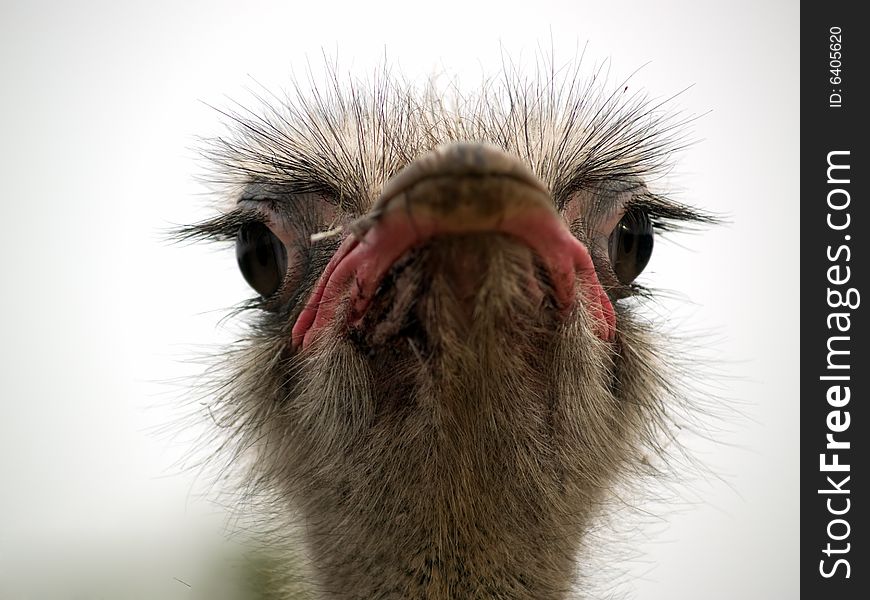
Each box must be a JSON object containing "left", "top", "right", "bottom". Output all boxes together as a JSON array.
[{"left": 376, "top": 142, "right": 551, "bottom": 213}]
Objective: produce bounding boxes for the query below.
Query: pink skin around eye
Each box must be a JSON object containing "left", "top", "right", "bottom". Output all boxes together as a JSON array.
[{"left": 291, "top": 206, "right": 616, "bottom": 350}]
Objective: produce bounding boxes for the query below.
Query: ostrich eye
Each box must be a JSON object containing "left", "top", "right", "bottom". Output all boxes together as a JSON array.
[
  {"left": 236, "top": 222, "right": 288, "bottom": 297},
  {"left": 608, "top": 209, "right": 654, "bottom": 284}
]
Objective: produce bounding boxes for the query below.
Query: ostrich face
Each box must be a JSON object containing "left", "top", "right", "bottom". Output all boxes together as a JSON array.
[{"left": 183, "top": 66, "right": 712, "bottom": 597}]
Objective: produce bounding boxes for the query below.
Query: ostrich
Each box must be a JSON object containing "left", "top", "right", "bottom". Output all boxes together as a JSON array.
[{"left": 180, "top": 60, "right": 715, "bottom": 599}]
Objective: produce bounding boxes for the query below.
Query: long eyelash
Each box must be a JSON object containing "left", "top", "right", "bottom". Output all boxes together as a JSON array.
[
  {"left": 172, "top": 210, "right": 263, "bottom": 243},
  {"left": 628, "top": 193, "right": 722, "bottom": 233}
]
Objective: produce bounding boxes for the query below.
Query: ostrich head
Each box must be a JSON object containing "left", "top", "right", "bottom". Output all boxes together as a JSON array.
[{"left": 180, "top": 61, "right": 714, "bottom": 598}]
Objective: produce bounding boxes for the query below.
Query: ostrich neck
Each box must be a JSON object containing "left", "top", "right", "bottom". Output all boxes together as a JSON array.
[{"left": 296, "top": 379, "right": 594, "bottom": 599}]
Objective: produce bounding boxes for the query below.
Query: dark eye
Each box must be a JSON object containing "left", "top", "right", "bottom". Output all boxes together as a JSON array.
[
  {"left": 608, "top": 209, "right": 654, "bottom": 284},
  {"left": 236, "top": 222, "right": 288, "bottom": 297}
]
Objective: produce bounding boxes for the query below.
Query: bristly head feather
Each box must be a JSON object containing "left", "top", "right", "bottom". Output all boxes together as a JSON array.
[{"left": 181, "top": 57, "right": 716, "bottom": 233}]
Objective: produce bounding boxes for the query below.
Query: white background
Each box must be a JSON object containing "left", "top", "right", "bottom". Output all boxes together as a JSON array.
[{"left": 0, "top": 1, "right": 798, "bottom": 598}]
